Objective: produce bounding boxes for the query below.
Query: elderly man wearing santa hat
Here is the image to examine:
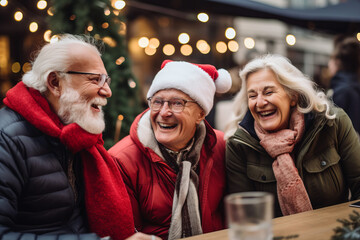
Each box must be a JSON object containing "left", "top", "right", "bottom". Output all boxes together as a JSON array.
[{"left": 109, "top": 60, "right": 232, "bottom": 240}]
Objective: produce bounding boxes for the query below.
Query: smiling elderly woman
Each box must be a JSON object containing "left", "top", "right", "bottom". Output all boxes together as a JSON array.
[
  {"left": 109, "top": 60, "right": 232, "bottom": 240},
  {"left": 224, "top": 54, "right": 360, "bottom": 218}
]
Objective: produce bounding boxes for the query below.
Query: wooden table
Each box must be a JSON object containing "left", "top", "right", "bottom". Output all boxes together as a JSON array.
[{"left": 182, "top": 201, "right": 359, "bottom": 240}]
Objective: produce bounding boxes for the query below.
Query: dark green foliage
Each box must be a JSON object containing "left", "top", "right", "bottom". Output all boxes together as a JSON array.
[
  {"left": 48, "top": 0, "right": 142, "bottom": 149},
  {"left": 332, "top": 211, "right": 360, "bottom": 240},
  {"left": 273, "top": 234, "right": 299, "bottom": 240}
]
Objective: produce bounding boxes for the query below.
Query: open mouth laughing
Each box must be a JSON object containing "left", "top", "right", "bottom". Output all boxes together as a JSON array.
[
  {"left": 158, "top": 122, "right": 178, "bottom": 129},
  {"left": 258, "top": 110, "right": 276, "bottom": 117}
]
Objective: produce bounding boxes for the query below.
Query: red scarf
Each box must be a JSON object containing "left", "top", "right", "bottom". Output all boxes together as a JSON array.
[
  {"left": 254, "top": 109, "right": 313, "bottom": 215},
  {"left": 4, "top": 82, "right": 134, "bottom": 240}
]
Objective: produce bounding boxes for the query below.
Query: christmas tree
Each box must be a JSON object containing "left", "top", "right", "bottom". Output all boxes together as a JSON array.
[{"left": 49, "top": 0, "right": 142, "bottom": 149}]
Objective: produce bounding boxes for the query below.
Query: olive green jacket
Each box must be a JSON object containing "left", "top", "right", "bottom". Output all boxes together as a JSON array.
[{"left": 226, "top": 107, "right": 360, "bottom": 217}]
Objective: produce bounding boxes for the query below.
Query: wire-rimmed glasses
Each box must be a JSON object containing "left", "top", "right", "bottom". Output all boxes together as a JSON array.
[
  {"left": 147, "top": 97, "right": 197, "bottom": 113},
  {"left": 63, "top": 71, "right": 111, "bottom": 87}
]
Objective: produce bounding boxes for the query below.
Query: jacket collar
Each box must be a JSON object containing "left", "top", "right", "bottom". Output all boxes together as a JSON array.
[{"left": 239, "top": 109, "right": 315, "bottom": 139}]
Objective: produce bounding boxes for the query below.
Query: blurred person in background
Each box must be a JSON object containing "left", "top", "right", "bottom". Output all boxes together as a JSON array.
[
  {"left": 109, "top": 60, "right": 232, "bottom": 240},
  {"left": 225, "top": 54, "right": 360, "bottom": 218},
  {"left": 0, "top": 34, "right": 159, "bottom": 240},
  {"left": 327, "top": 36, "right": 360, "bottom": 133}
]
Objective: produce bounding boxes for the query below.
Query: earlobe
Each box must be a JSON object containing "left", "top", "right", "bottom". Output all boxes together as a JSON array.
[
  {"left": 47, "top": 72, "right": 61, "bottom": 97},
  {"left": 290, "top": 95, "right": 298, "bottom": 107},
  {"left": 196, "top": 110, "right": 206, "bottom": 124}
]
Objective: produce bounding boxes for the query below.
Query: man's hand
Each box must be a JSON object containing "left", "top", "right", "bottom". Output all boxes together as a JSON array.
[{"left": 125, "top": 232, "right": 161, "bottom": 240}]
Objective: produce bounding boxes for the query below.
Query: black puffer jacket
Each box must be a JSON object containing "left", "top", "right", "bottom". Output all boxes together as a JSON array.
[{"left": 0, "top": 106, "right": 99, "bottom": 240}]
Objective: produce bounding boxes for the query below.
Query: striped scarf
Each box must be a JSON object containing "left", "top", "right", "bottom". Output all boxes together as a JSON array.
[{"left": 160, "top": 124, "right": 206, "bottom": 240}]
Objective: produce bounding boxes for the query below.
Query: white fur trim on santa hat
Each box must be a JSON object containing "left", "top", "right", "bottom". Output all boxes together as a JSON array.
[{"left": 147, "top": 61, "right": 217, "bottom": 115}]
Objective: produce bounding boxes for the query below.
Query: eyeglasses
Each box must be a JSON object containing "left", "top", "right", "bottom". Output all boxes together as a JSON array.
[
  {"left": 147, "top": 97, "right": 197, "bottom": 113},
  {"left": 63, "top": 71, "right": 111, "bottom": 87}
]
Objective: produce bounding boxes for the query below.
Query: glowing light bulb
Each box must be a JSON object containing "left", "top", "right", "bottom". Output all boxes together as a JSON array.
[
  {"left": 197, "top": 13, "right": 209, "bottom": 22},
  {"left": 286, "top": 34, "right": 296, "bottom": 46}
]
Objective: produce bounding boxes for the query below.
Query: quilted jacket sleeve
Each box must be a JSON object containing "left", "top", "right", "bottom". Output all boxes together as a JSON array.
[{"left": 0, "top": 109, "right": 100, "bottom": 240}]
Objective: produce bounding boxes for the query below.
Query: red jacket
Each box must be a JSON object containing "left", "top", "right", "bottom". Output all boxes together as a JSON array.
[{"left": 109, "top": 110, "right": 226, "bottom": 239}]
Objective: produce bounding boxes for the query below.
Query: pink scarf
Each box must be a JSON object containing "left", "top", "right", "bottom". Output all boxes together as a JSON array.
[
  {"left": 4, "top": 82, "right": 135, "bottom": 240},
  {"left": 254, "top": 109, "right": 313, "bottom": 215}
]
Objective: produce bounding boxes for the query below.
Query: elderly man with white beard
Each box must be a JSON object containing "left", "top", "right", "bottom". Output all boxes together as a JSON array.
[{"left": 0, "top": 34, "right": 160, "bottom": 240}]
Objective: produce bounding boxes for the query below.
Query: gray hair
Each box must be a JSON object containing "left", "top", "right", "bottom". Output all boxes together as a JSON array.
[
  {"left": 224, "top": 54, "right": 335, "bottom": 140},
  {"left": 22, "top": 34, "right": 104, "bottom": 93}
]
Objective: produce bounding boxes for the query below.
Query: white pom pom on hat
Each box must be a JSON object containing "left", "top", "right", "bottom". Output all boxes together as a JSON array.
[
  {"left": 147, "top": 60, "right": 232, "bottom": 115},
  {"left": 215, "top": 68, "right": 232, "bottom": 93}
]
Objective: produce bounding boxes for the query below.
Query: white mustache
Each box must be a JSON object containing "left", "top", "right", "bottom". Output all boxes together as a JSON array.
[{"left": 90, "top": 97, "right": 107, "bottom": 107}]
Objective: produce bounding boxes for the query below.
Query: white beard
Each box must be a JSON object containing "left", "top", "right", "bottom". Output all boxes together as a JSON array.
[{"left": 57, "top": 87, "right": 107, "bottom": 134}]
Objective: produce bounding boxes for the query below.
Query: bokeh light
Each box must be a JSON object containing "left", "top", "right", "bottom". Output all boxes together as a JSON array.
[
  {"left": 197, "top": 13, "right": 209, "bottom": 22},
  {"left": 29, "top": 22, "right": 38, "bottom": 32},
  {"left": 286, "top": 34, "right": 296, "bottom": 46},
  {"left": 43, "top": 30, "right": 52, "bottom": 42},
  {"left": 14, "top": 11, "right": 23, "bottom": 21},
  {"left": 244, "top": 37, "right": 255, "bottom": 49},
  {"left": 163, "top": 44, "right": 175, "bottom": 56},
  {"left": 138, "top": 37, "right": 149, "bottom": 48},
  {"left": 180, "top": 44, "right": 192, "bottom": 56},
  {"left": 225, "top": 27, "right": 236, "bottom": 39},
  {"left": 228, "top": 40, "right": 239, "bottom": 52},
  {"left": 196, "top": 40, "right": 210, "bottom": 54},
  {"left": 37, "top": 0, "right": 47, "bottom": 10},
  {"left": 216, "top": 41, "right": 227, "bottom": 53},
  {"left": 114, "top": 0, "right": 126, "bottom": 10},
  {"left": 178, "top": 33, "right": 190, "bottom": 44}
]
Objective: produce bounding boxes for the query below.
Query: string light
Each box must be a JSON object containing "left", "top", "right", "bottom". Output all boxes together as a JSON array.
[
  {"left": 116, "top": 56, "right": 125, "bottom": 65},
  {"left": 216, "top": 41, "right": 227, "bottom": 53},
  {"left": 0, "top": 0, "right": 8, "bottom": 7},
  {"left": 22, "top": 62, "right": 32, "bottom": 72},
  {"left": 225, "top": 27, "right": 236, "bottom": 39},
  {"left": 118, "top": 21, "right": 126, "bottom": 35},
  {"left": 87, "top": 25, "right": 94, "bottom": 32},
  {"left": 180, "top": 44, "right": 192, "bottom": 56},
  {"left": 197, "top": 13, "right": 209, "bottom": 23},
  {"left": 244, "top": 37, "right": 255, "bottom": 49},
  {"left": 102, "top": 22, "right": 109, "bottom": 29},
  {"left": 103, "top": 36, "right": 116, "bottom": 47},
  {"left": 113, "top": 0, "right": 126, "bottom": 10},
  {"left": 138, "top": 37, "right": 149, "bottom": 48},
  {"left": 37, "top": 0, "right": 47, "bottom": 10},
  {"left": 228, "top": 40, "right": 239, "bottom": 52},
  {"left": 128, "top": 79, "right": 136, "bottom": 88},
  {"left": 196, "top": 40, "right": 210, "bottom": 54},
  {"left": 29, "top": 22, "right": 38, "bottom": 32},
  {"left": 356, "top": 32, "right": 360, "bottom": 42},
  {"left": 11, "top": 62, "right": 21, "bottom": 73},
  {"left": 43, "top": 30, "right": 52, "bottom": 42},
  {"left": 178, "top": 33, "right": 190, "bottom": 44},
  {"left": 149, "top": 38, "right": 160, "bottom": 49},
  {"left": 145, "top": 46, "right": 156, "bottom": 56},
  {"left": 163, "top": 44, "right": 175, "bottom": 56},
  {"left": 14, "top": 11, "right": 23, "bottom": 21},
  {"left": 286, "top": 34, "right": 296, "bottom": 46},
  {"left": 104, "top": 8, "right": 111, "bottom": 16},
  {"left": 47, "top": 7, "right": 54, "bottom": 16}
]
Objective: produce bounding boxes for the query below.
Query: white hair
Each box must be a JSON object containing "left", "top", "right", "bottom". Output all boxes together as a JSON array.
[
  {"left": 22, "top": 34, "right": 103, "bottom": 93},
  {"left": 224, "top": 54, "right": 335, "bottom": 140}
]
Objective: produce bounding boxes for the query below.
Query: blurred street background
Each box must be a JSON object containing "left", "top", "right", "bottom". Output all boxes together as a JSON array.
[{"left": 1, "top": 0, "right": 359, "bottom": 147}]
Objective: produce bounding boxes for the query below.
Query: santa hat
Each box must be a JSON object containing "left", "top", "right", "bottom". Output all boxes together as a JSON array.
[{"left": 147, "top": 60, "right": 232, "bottom": 115}]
